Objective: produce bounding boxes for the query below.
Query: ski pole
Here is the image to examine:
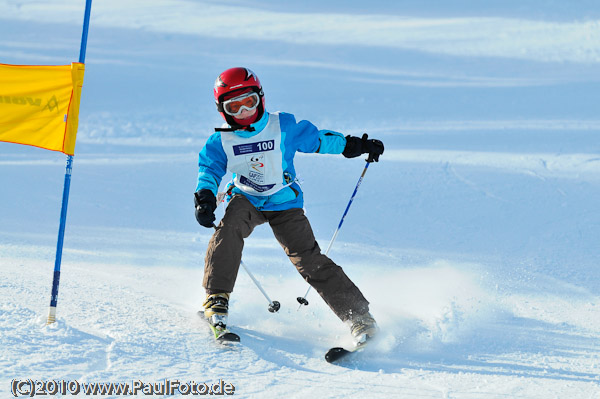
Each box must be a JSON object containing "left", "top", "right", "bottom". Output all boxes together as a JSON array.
[
  {"left": 297, "top": 160, "right": 372, "bottom": 309},
  {"left": 212, "top": 224, "right": 281, "bottom": 313}
]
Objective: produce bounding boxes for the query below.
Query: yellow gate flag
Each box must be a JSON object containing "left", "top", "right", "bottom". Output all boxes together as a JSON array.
[{"left": 0, "top": 63, "right": 85, "bottom": 155}]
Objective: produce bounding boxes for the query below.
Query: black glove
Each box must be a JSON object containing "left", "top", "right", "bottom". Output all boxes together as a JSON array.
[
  {"left": 342, "top": 133, "right": 384, "bottom": 162},
  {"left": 194, "top": 189, "right": 217, "bottom": 228}
]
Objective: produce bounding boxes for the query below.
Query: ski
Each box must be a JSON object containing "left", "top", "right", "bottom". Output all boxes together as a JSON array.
[
  {"left": 210, "top": 326, "right": 241, "bottom": 342},
  {"left": 325, "top": 338, "right": 370, "bottom": 363},
  {"left": 197, "top": 311, "right": 240, "bottom": 343}
]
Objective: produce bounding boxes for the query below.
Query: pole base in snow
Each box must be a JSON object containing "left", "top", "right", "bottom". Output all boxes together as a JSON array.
[
  {"left": 46, "top": 306, "right": 57, "bottom": 325},
  {"left": 268, "top": 301, "right": 281, "bottom": 313}
]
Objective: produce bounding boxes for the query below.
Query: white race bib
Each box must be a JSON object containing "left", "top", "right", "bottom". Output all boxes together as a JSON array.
[{"left": 221, "top": 113, "right": 286, "bottom": 196}]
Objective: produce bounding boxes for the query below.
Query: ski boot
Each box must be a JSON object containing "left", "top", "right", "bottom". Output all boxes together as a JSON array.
[
  {"left": 348, "top": 311, "right": 378, "bottom": 346},
  {"left": 203, "top": 293, "right": 229, "bottom": 332}
]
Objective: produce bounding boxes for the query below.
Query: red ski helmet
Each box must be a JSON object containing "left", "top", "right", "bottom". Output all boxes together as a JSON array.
[{"left": 214, "top": 67, "right": 265, "bottom": 127}]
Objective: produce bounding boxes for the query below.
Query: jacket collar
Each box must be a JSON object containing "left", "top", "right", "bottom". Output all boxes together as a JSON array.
[{"left": 232, "top": 112, "right": 269, "bottom": 138}]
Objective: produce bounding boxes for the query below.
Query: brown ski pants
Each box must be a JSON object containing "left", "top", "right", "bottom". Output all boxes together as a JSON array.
[{"left": 203, "top": 194, "right": 369, "bottom": 321}]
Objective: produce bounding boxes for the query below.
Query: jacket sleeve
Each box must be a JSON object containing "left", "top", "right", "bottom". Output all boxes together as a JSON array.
[
  {"left": 196, "top": 132, "right": 227, "bottom": 195},
  {"left": 316, "top": 130, "right": 346, "bottom": 154},
  {"left": 279, "top": 112, "right": 347, "bottom": 154}
]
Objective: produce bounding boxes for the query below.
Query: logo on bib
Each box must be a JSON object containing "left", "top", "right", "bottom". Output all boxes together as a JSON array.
[{"left": 247, "top": 154, "right": 265, "bottom": 183}]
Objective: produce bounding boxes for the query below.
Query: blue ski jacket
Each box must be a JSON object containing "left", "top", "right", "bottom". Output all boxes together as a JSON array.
[{"left": 196, "top": 111, "right": 347, "bottom": 211}]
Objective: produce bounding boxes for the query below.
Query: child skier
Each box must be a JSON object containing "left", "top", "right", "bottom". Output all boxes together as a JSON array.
[{"left": 194, "top": 67, "right": 384, "bottom": 344}]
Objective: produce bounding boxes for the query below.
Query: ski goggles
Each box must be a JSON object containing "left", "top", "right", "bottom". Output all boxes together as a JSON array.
[{"left": 221, "top": 91, "right": 260, "bottom": 116}]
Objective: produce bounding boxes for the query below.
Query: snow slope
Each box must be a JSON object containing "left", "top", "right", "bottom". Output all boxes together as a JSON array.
[{"left": 1, "top": 1, "right": 600, "bottom": 398}]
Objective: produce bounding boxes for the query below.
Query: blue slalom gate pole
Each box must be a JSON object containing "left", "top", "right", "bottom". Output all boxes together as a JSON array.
[
  {"left": 47, "top": 0, "right": 93, "bottom": 324},
  {"left": 297, "top": 160, "right": 371, "bottom": 309}
]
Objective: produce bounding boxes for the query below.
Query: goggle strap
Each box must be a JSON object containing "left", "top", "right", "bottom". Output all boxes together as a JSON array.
[{"left": 215, "top": 126, "right": 256, "bottom": 132}]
